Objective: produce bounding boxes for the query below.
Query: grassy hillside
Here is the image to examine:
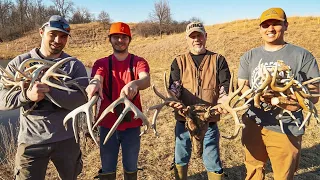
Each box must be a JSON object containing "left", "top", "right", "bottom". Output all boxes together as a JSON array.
[{"left": 0, "top": 16, "right": 320, "bottom": 180}]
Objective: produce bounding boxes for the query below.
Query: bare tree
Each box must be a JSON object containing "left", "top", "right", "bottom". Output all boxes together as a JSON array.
[
  {"left": 97, "top": 10, "right": 110, "bottom": 28},
  {"left": 51, "top": 0, "right": 74, "bottom": 18},
  {"left": 69, "top": 7, "right": 93, "bottom": 24},
  {"left": 0, "top": 0, "right": 64, "bottom": 40},
  {"left": 15, "top": 0, "right": 28, "bottom": 33},
  {"left": 0, "top": 0, "right": 13, "bottom": 29},
  {"left": 189, "top": 17, "right": 204, "bottom": 24},
  {"left": 149, "top": 0, "right": 171, "bottom": 38}
]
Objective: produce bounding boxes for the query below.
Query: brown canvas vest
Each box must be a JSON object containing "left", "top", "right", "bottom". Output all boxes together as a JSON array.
[{"left": 175, "top": 51, "right": 220, "bottom": 122}]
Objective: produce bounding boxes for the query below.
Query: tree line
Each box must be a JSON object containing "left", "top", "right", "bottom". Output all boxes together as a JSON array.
[
  {"left": 0, "top": 0, "right": 110, "bottom": 41},
  {"left": 0, "top": 0, "right": 200, "bottom": 41}
]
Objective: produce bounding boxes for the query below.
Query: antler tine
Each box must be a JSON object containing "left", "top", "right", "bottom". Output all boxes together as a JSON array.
[
  {"left": 298, "top": 97, "right": 318, "bottom": 130},
  {"left": 254, "top": 65, "right": 272, "bottom": 108},
  {"left": 164, "top": 72, "right": 180, "bottom": 101},
  {"left": 164, "top": 72, "right": 170, "bottom": 97},
  {"left": 148, "top": 83, "right": 183, "bottom": 136},
  {"left": 95, "top": 96, "right": 149, "bottom": 145},
  {"left": 8, "top": 64, "right": 31, "bottom": 81},
  {"left": 0, "top": 65, "right": 14, "bottom": 80},
  {"left": 302, "top": 77, "right": 320, "bottom": 86},
  {"left": 18, "top": 58, "right": 56, "bottom": 72},
  {"left": 28, "top": 64, "right": 50, "bottom": 90},
  {"left": 228, "top": 71, "right": 234, "bottom": 95},
  {"left": 45, "top": 93, "right": 62, "bottom": 107},
  {"left": 147, "top": 85, "right": 167, "bottom": 136},
  {"left": 64, "top": 77, "right": 93, "bottom": 101},
  {"left": 4, "top": 80, "right": 27, "bottom": 103},
  {"left": 63, "top": 94, "right": 99, "bottom": 146},
  {"left": 123, "top": 97, "right": 149, "bottom": 136},
  {"left": 270, "top": 61, "right": 294, "bottom": 92},
  {"left": 92, "top": 97, "right": 121, "bottom": 130},
  {"left": 148, "top": 73, "right": 186, "bottom": 136},
  {"left": 0, "top": 76, "right": 18, "bottom": 87},
  {"left": 293, "top": 79, "right": 320, "bottom": 98},
  {"left": 220, "top": 81, "right": 246, "bottom": 139},
  {"left": 41, "top": 57, "right": 77, "bottom": 92}
]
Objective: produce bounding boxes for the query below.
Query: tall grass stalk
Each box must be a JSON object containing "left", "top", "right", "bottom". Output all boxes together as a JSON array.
[{"left": 0, "top": 121, "right": 18, "bottom": 173}]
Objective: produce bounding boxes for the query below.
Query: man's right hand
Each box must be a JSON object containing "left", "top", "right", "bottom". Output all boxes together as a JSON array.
[
  {"left": 86, "top": 79, "right": 103, "bottom": 100},
  {"left": 26, "top": 82, "right": 50, "bottom": 102},
  {"left": 168, "top": 101, "right": 184, "bottom": 110}
]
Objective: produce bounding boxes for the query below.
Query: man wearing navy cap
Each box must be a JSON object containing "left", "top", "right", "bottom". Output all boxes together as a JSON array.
[{"left": 0, "top": 15, "right": 87, "bottom": 180}]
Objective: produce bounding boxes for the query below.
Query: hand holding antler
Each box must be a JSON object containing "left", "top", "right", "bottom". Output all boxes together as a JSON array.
[
  {"left": 93, "top": 95, "right": 149, "bottom": 145},
  {"left": 121, "top": 81, "right": 139, "bottom": 100},
  {"left": 26, "top": 81, "right": 50, "bottom": 102},
  {"left": 86, "top": 77, "right": 104, "bottom": 100},
  {"left": 63, "top": 93, "right": 100, "bottom": 146}
]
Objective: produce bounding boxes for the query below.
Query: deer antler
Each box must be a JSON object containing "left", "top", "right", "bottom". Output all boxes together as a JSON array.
[
  {"left": 93, "top": 95, "right": 149, "bottom": 145},
  {"left": 41, "top": 57, "right": 77, "bottom": 92},
  {"left": 270, "top": 61, "right": 294, "bottom": 92},
  {"left": 210, "top": 73, "right": 248, "bottom": 139},
  {"left": 63, "top": 93, "right": 100, "bottom": 146},
  {"left": 147, "top": 72, "right": 184, "bottom": 136}
]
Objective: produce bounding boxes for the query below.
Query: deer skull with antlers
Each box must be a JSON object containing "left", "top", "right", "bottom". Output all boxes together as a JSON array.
[{"left": 148, "top": 73, "right": 249, "bottom": 157}]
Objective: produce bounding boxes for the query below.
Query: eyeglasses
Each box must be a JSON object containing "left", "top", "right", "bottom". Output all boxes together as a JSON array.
[{"left": 43, "top": 21, "right": 70, "bottom": 32}]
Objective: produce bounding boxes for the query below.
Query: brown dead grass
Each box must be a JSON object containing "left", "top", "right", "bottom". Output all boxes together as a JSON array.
[{"left": 0, "top": 16, "right": 320, "bottom": 180}]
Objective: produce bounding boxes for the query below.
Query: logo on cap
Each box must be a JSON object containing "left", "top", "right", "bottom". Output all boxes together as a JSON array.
[
  {"left": 186, "top": 22, "right": 206, "bottom": 36},
  {"left": 265, "top": 10, "right": 278, "bottom": 17}
]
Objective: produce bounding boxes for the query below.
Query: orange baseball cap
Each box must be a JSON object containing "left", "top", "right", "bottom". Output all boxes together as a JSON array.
[
  {"left": 109, "top": 22, "right": 131, "bottom": 37},
  {"left": 259, "top": 7, "right": 287, "bottom": 25}
]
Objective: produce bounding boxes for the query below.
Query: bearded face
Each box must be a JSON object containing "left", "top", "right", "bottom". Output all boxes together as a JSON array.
[{"left": 109, "top": 34, "right": 131, "bottom": 53}]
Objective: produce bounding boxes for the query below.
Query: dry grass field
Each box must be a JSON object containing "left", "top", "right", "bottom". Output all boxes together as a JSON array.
[{"left": 0, "top": 17, "right": 320, "bottom": 180}]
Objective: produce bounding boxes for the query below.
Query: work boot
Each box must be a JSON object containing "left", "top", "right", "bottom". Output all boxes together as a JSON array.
[
  {"left": 94, "top": 169, "right": 116, "bottom": 180},
  {"left": 174, "top": 164, "right": 188, "bottom": 180},
  {"left": 124, "top": 170, "right": 138, "bottom": 180},
  {"left": 207, "top": 171, "right": 224, "bottom": 180}
]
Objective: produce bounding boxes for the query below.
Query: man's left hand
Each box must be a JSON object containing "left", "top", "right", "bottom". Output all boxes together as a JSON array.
[
  {"left": 217, "top": 95, "right": 228, "bottom": 114},
  {"left": 121, "top": 82, "right": 138, "bottom": 99}
]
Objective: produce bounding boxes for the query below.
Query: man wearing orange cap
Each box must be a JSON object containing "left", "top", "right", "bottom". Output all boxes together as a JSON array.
[
  {"left": 238, "top": 8, "right": 319, "bottom": 179},
  {"left": 86, "top": 22, "right": 150, "bottom": 180}
]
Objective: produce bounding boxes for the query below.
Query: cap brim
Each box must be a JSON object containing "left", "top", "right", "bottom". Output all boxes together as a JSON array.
[
  {"left": 260, "top": 17, "right": 285, "bottom": 24},
  {"left": 109, "top": 32, "right": 131, "bottom": 37},
  {"left": 45, "top": 27, "right": 70, "bottom": 36},
  {"left": 186, "top": 29, "right": 206, "bottom": 37}
]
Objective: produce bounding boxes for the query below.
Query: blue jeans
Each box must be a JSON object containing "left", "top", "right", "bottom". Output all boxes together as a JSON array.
[
  {"left": 99, "top": 126, "right": 141, "bottom": 173},
  {"left": 175, "top": 121, "right": 223, "bottom": 173}
]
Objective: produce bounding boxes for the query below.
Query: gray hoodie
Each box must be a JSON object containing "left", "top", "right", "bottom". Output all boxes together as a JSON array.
[{"left": 0, "top": 48, "right": 88, "bottom": 145}]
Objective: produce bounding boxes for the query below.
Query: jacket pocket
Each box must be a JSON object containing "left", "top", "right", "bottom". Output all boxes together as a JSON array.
[{"left": 201, "top": 88, "right": 218, "bottom": 104}]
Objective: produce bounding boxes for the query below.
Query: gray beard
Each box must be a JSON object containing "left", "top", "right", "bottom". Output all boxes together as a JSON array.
[
  {"left": 193, "top": 46, "right": 204, "bottom": 54},
  {"left": 194, "top": 48, "right": 202, "bottom": 53}
]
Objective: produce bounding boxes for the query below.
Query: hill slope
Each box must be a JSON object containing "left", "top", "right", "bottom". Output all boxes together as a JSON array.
[{"left": 0, "top": 17, "right": 319, "bottom": 180}]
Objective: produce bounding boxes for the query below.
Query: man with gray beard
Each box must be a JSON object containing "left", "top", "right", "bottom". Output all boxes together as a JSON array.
[{"left": 168, "top": 22, "right": 231, "bottom": 180}]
